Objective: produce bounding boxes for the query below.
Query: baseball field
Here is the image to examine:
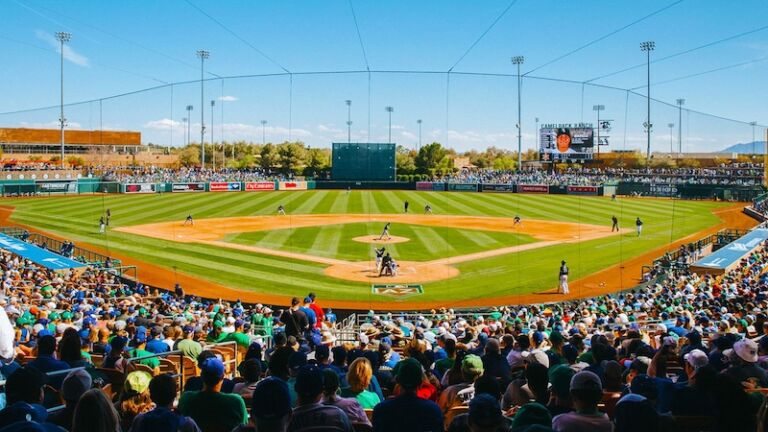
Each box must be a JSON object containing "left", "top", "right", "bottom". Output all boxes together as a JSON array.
[{"left": 0, "top": 191, "right": 750, "bottom": 309}]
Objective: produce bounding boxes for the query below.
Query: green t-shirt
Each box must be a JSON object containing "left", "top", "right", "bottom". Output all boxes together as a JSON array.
[
  {"left": 223, "top": 332, "right": 251, "bottom": 349},
  {"left": 251, "top": 315, "right": 273, "bottom": 336},
  {"left": 340, "top": 388, "right": 380, "bottom": 409},
  {"left": 176, "top": 339, "right": 203, "bottom": 360},
  {"left": 179, "top": 390, "right": 248, "bottom": 430},
  {"left": 434, "top": 358, "right": 455, "bottom": 376},
  {"left": 130, "top": 348, "right": 159, "bottom": 369}
]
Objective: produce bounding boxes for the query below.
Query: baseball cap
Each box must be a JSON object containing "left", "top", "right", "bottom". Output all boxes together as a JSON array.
[
  {"left": 734, "top": 339, "right": 758, "bottom": 363},
  {"left": 570, "top": 370, "right": 602, "bottom": 392},
  {"left": 134, "top": 326, "right": 147, "bottom": 343},
  {"left": 683, "top": 349, "right": 709, "bottom": 370},
  {"left": 288, "top": 351, "right": 308, "bottom": 371},
  {"left": 395, "top": 358, "right": 423, "bottom": 389},
  {"left": 548, "top": 365, "right": 575, "bottom": 398},
  {"left": 549, "top": 331, "right": 564, "bottom": 345},
  {"left": 630, "top": 374, "right": 658, "bottom": 400},
  {"left": 468, "top": 394, "right": 503, "bottom": 428},
  {"left": 125, "top": 371, "right": 152, "bottom": 394},
  {"left": 511, "top": 402, "right": 552, "bottom": 430},
  {"left": 527, "top": 349, "right": 550, "bottom": 368},
  {"left": 462, "top": 354, "right": 484, "bottom": 376},
  {"left": 251, "top": 377, "right": 292, "bottom": 420},
  {"left": 294, "top": 364, "right": 324, "bottom": 399},
  {"left": 61, "top": 369, "right": 92, "bottom": 402},
  {"left": 200, "top": 357, "right": 226, "bottom": 381}
]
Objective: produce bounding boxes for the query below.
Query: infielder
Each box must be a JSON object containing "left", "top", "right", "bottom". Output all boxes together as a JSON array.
[
  {"left": 404, "top": 200, "right": 409, "bottom": 213},
  {"left": 635, "top": 217, "right": 643, "bottom": 237},
  {"left": 184, "top": 214, "right": 194, "bottom": 226},
  {"left": 513, "top": 215, "right": 521, "bottom": 226},
  {"left": 559, "top": 260, "right": 569, "bottom": 294},
  {"left": 424, "top": 204, "right": 433, "bottom": 215},
  {"left": 611, "top": 215, "right": 619, "bottom": 232},
  {"left": 277, "top": 205, "right": 286, "bottom": 216},
  {"left": 378, "top": 222, "right": 391, "bottom": 240}
]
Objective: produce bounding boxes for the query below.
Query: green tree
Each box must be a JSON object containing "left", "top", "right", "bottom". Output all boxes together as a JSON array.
[
  {"left": 415, "top": 142, "right": 447, "bottom": 173},
  {"left": 179, "top": 145, "right": 200, "bottom": 167},
  {"left": 260, "top": 143, "right": 279, "bottom": 169},
  {"left": 396, "top": 145, "right": 417, "bottom": 174},
  {"left": 277, "top": 142, "right": 307, "bottom": 173}
]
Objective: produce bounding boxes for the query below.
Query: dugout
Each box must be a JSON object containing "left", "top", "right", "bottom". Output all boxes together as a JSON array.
[{"left": 331, "top": 143, "right": 396, "bottom": 181}]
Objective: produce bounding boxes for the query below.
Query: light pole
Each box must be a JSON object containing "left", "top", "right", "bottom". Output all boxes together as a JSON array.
[
  {"left": 196, "top": 49, "right": 209, "bottom": 168},
  {"left": 55, "top": 31, "right": 71, "bottom": 168},
  {"left": 676, "top": 98, "right": 685, "bottom": 158},
  {"left": 261, "top": 120, "right": 267, "bottom": 145},
  {"left": 417, "top": 119, "right": 423, "bottom": 150},
  {"left": 512, "top": 56, "right": 524, "bottom": 172},
  {"left": 385, "top": 106, "right": 394, "bottom": 143},
  {"left": 210, "top": 100, "right": 216, "bottom": 170},
  {"left": 182, "top": 117, "right": 188, "bottom": 146},
  {"left": 345, "top": 100, "right": 352, "bottom": 143},
  {"left": 667, "top": 123, "right": 675, "bottom": 155},
  {"left": 185, "top": 105, "right": 193, "bottom": 150},
  {"left": 750, "top": 121, "right": 758, "bottom": 155},
  {"left": 640, "top": 41, "right": 655, "bottom": 166},
  {"left": 592, "top": 105, "right": 605, "bottom": 159}
]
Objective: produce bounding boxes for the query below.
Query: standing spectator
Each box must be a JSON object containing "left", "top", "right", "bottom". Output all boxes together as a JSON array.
[
  {"left": 307, "top": 293, "right": 325, "bottom": 328},
  {"left": 289, "top": 365, "right": 353, "bottom": 432},
  {"left": 179, "top": 357, "right": 248, "bottom": 430},
  {"left": 551, "top": 371, "right": 612, "bottom": 432},
  {"left": 372, "top": 358, "right": 443, "bottom": 432},
  {"left": 131, "top": 373, "right": 201, "bottom": 432},
  {"left": 71, "top": 389, "right": 122, "bottom": 432},
  {"left": 280, "top": 298, "right": 308, "bottom": 340}
]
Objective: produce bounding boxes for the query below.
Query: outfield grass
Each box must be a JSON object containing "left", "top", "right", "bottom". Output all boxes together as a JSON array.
[
  {"left": 3, "top": 191, "right": 728, "bottom": 303},
  {"left": 226, "top": 222, "right": 536, "bottom": 261}
]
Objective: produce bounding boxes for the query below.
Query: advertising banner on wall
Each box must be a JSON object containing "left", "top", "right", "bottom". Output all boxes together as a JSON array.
[
  {"left": 209, "top": 182, "right": 242, "bottom": 192},
  {"left": 278, "top": 181, "right": 308, "bottom": 191},
  {"left": 37, "top": 180, "right": 77, "bottom": 193},
  {"left": 517, "top": 184, "right": 549, "bottom": 194},
  {"left": 649, "top": 183, "right": 678, "bottom": 197},
  {"left": 567, "top": 185, "right": 599, "bottom": 195},
  {"left": 124, "top": 183, "right": 156, "bottom": 194},
  {"left": 244, "top": 182, "right": 276, "bottom": 191},
  {"left": 172, "top": 183, "right": 206, "bottom": 192},
  {"left": 481, "top": 184, "right": 515, "bottom": 192},
  {"left": 416, "top": 182, "right": 434, "bottom": 191},
  {"left": 447, "top": 184, "right": 478, "bottom": 192}
]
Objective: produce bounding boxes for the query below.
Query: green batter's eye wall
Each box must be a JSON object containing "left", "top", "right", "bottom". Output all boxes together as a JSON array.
[{"left": 331, "top": 143, "right": 396, "bottom": 181}]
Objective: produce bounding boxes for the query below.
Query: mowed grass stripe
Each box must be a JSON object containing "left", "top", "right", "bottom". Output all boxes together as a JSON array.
[
  {"left": 309, "top": 224, "right": 343, "bottom": 258},
  {"left": 291, "top": 191, "right": 329, "bottom": 214}
]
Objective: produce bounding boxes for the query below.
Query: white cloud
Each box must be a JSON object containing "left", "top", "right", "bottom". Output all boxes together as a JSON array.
[
  {"left": 35, "top": 30, "right": 90, "bottom": 67},
  {"left": 18, "top": 121, "right": 82, "bottom": 129},
  {"left": 218, "top": 95, "right": 238, "bottom": 102},
  {"left": 144, "top": 118, "right": 183, "bottom": 131}
]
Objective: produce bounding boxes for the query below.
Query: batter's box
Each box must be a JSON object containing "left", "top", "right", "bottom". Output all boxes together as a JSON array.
[{"left": 372, "top": 284, "right": 423, "bottom": 299}]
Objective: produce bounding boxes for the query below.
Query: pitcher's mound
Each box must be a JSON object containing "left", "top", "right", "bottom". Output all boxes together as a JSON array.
[
  {"left": 324, "top": 260, "right": 459, "bottom": 283},
  {"left": 352, "top": 235, "right": 410, "bottom": 244}
]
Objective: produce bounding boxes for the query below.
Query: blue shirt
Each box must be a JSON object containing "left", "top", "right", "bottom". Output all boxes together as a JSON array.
[
  {"left": 145, "top": 339, "right": 170, "bottom": 354},
  {"left": 373, "top": 392, "right": 442, "bottom": 432}
]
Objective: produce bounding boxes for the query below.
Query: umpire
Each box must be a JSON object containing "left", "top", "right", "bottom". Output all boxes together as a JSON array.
[{"left": 559, "top": 260, "right": 569, "bottom": 294}]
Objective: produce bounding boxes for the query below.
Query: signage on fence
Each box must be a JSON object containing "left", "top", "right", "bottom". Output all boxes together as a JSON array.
[
  {"left": 124, "top": 183, "right": 156, "bottom": 194},
  {"left": 209, "top": 182, "right": 242, "bottom": 192},
  {"left": 172, "top": 183, "right": 206, "bottom": 192},
  {"left": 517, "top": 184, "right": 549, "bottom": 194},
  {"left": 245, "top": 181, "right": 276, "bottom": 191},
  {"left": 691, "top": 228, "right": 768, "bottom": 273},
  {"left": 649, "top": 183, "right": 678, "bottom": 197},
  {"left": 278, "top": 181, "right": 308, "bottom": 190},
  {"left": 371, "top": 284, "right": 423, "bottom": 299},
  {"left": 448, "top": 183, "right": 478, "bottom": 192},
  {"left": 567, "top": 185, "right": 599, "bottom": 195},
  {"left": 37, "top": 180, "right": 77, "bottom": 193},
  {"left": 481, "top": 184, "right": 515, "bottom": 192},
  {"left": 416, "top": 182, "right": 434, "bottom": 191},
  {"left": 0, "top": 233, "right": 86, "bottom": 271}
]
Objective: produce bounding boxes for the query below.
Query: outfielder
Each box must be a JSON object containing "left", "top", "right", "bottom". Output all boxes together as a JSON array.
[
  {"left": 378, "top": 222, "right": 391, "bottom": 240},
  {"left": 404, "top": 200, "right": 409, "bottom": 213},
  {"left": 635, "top": 217, "right": 643, "bottom": 237},
  {"left": 277, "top": 205, "right": 286, "bottom": 216},
  {"left": 611, "top": 215, "right": 619, "bottom": 232},
  {"left": 99, "top": 216, "right": 106, "bottom": 234},
  {"left": 559, "top": 260, "right": 569, "bottom": 294}
]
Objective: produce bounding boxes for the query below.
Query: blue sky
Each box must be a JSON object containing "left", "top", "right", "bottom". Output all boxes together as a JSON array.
[{"left": 1, "top": 0, "right": 767, "bottom": 152}]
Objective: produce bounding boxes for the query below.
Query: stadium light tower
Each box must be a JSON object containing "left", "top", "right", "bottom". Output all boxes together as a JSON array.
[
  {"left": 345, "top": 100, "right": 352, "bottom": 143},
  {"left": 385, "top": 106, "right": 394, "bottom": 143},
  {"left": 751, "top": 121, "right": 758, "bottom": 155},
  {"left": 186, "top": 105, "right": 193, "bottom": 149},
  {"left": 210, "top": 100, "right": 216, "bottom": 169},
  {"left": 640, "top": 41, "right": 655, "bottom": 166},
  {"left": 261, "top": 120, "right": 267, "bottom": 145},
  {"left": 592, "top": 105, "right": 605, "bottom": 159},
  {"left": 55, "top": 31, "right": 71, "bottom": 168},
  {"left": 417, "top": 119, "right": 423, "bottom": 150},
  {"left": 182, "top": 117, "right": 188, "bottom": 146},
  {"left": 196, "top": 49, "right": 209, "bottom": 168},
  {"left": 676, "top": 98, "right": 685, "bottom": 158},
  {"left": 511, "top": 56, "right": 525, "bottom": 172},
  {"left": 667, "top": 123, "right": 675, "bottom": 154}
]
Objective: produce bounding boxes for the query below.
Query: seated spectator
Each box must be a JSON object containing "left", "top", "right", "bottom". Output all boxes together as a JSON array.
[
  {"left": 128, "top": 326, "right": 160, "bottom": 373},
  {"left": 145, "top": 326, "right": 171, "bottom": 354},
  {"left": 506, "top": 334, "right": 531, "bottom": 370},
  {"left": 439, "top": 354, "right": 484, "bottom": 412},
  {"left": 511, "top": 402, "right": 553, "bottom": 432},
  {"left": 670, "top": 350, "right": 716, "bottom": 416},
  {"left": 725, "top": 338, "right": 768, "bottom": 386},
  {"left": 0, "top": 366, "right": 50, "bottom": 427},
  {"left": 233, "top": 358, "right": 262, "bottom": 399},
  {"left": 322, "top": 369, "right": 369, "bottom": 426},
  {"left": 546, "top": 364, "right": 575, "bottom": 417},
  {"left": 28, "top": 335, "right": 69, "bottom": 388},
  {"left": 131, "top": 373, "right": 201, "bottom": 432},
  {"left": 340, "top": 357, "right": 381, "bottom": 409},
  {"left": 465, "top": 393, "right": 507, "bottom": 432},
  {"left": 118, "top": 370, "right": 154, "bottom": 431},
  {"left": 447, "top": 375, "right": 505, "bottom": 432},
  {"left": 102, "top": 336, "right": 128, "bottom": 371},
  {"left": 551, "top": 371, "right": 611, "bottom": 432},
  {"left": 289, "top": 365, "right": 353, "bottom": 432},
  {"left": 250, "top": 377, "right": 293, "bottom": 432},
  {"left": 481, "top": 338, "right": 511, "bottom": 385},
  {"left": 613, "top": 394, "right": 660, "bottom": 432},
  {"left": 71, "top": 389, "right": 122, "bottom": 432},
  {"left": 179, "top": 357, "right": 248, "bottom": 430},
  {"left": 49, "top": 369, "right": 91, "bottom": 430},
  {"left": 175, "top": 325, "right": 203, "bottom": 360},
  {"left": 372, "top": 358, "right": 443, "bottom": 432},
  {"left": 184, "top": 351, "right": 236, "bottom": 393}
]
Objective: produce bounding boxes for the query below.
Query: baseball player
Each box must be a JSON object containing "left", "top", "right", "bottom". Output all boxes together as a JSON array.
[
  {"left": 277, "top": 205, "right": 286, "bottom": 216},
  {"left": 378, "top": 222, "right": 391, "bottom": 240},
  {"left": 106, "top": 208, "right": 111, "bottom": 226},
  {"left": 424, "top": 204, "right": 433, "bottom": 215},
  {"left": 404, "top": 200, "right": 409, "bottom": 213},
  {"left": 559, "top": 260, "right": 569, "bottom": 294},
  {"left": 374, "top": 247, "right": 386, "bottom": 271},
  {"left": 513, "top": 215, "right": 522, "bottom": 226},
  {"left": 611, "top": 215, "right": 619, "bottom": 232},
  {"left": 379, "top": 253, "right": 393, "bottom": 276},
  {"left": 635, "top": 217, "right": 643, "bottom": 237},
  {"left": 99, "top": 216, "right": 106, "bottom": 234},
  {"left": 184, "top": 214, "right": 194, "bottom": 226}
]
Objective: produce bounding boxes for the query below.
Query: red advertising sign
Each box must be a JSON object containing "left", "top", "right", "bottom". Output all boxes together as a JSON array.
[
  {"left": 278, "top": 181, "right": 308, "bottom": 190},
  {"left": 244, "top": 182, "right": 275, "bottom": 191},
  {"left": 517, "top": 184, "right": 549, "bottom": 193},
  {"left": 567, "top": 185, "right": 598, "bottom": 195}
]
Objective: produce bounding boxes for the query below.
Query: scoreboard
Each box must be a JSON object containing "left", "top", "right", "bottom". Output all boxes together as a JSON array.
[{"left": 539, "top": 123, "right": 595, "bottom": 162}]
